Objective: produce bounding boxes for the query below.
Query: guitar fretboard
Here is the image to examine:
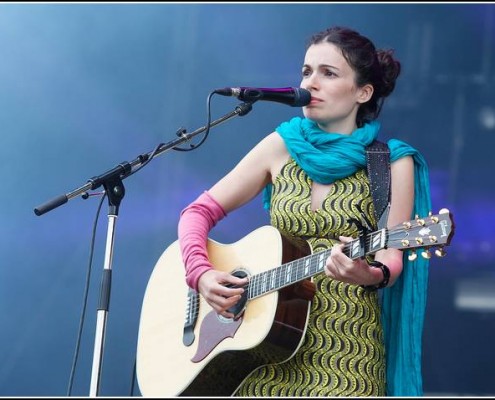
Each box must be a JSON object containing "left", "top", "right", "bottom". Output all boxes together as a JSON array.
[{"left": 247, "top": 228, "right": 387, "bottom": 300}]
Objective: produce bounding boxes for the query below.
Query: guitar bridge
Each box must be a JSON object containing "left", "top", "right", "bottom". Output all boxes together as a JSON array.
[{"left": 183, "top": 288, "right": 199, "bottom": 346}]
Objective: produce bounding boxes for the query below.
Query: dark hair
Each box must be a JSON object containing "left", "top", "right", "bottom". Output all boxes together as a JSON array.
[{"left": 307, "top": 26, "right": 401, "bottom": 127}]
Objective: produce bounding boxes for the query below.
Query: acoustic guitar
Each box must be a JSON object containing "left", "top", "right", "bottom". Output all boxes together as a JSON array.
[{"left": 136, "top": 209, "right": 455, "bottom": 397}]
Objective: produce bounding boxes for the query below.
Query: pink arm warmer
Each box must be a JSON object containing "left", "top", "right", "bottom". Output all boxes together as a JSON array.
[{"left": 177, "top": 191, "right": 227, "bottom": 291}]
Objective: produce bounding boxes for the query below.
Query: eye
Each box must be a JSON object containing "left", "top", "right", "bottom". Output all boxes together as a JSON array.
[
  {"left": 302, "top": 67, "right": 312, "bottom": 77},
  {"left": 324, "top": 68, "right": 336, "bottom": 77}
]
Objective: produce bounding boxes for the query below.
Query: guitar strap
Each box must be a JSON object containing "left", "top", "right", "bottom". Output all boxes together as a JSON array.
[{"left": 366, "top": 139, "right": 391, "bottom": 230}]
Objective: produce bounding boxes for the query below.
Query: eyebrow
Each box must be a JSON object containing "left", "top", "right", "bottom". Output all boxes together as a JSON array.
[{"left": 302, "top": 63, "right": 340, "bottom": 71}]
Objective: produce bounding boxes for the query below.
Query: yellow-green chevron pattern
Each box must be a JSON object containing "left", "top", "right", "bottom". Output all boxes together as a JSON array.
[{"left": 235, "top": 158, "right": 385, "bottom": 396}]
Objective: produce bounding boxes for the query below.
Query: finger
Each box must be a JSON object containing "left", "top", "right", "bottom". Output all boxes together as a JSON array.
[
  {"left": 218, "top": 275, "right": 248, "bottom": 296},
  {"left": 331, "top": 241, "right": 353, "bottom": 265},
  {"left": 216, "top": 294, "right": 243, "bottom": 319},
  {"left": 338, "top": 235, "right": 353, "bottom": 243},
  {"left": 215, "top": 283, "right": 245, "bottom": 299},
  {"left": 213, "top": 291, "right": 243, "bottom": 308},
  {"left": 222, "top": 273, "right": 249, "bottom": 288},
  {"left": 325, "top": 257, "right": 339, "bottom": 279}
]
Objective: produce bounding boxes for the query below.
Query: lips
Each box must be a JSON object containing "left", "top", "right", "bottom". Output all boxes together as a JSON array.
[{"left": 309, "top": 97, "right": 323, "bottom": 105}]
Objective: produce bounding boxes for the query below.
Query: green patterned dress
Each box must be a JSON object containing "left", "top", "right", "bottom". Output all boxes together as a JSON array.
[{"left": 235, "top": 158, "right": 386, "bottom": 397}]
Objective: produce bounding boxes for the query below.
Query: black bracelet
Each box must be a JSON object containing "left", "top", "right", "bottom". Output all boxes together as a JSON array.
[{"left": 361, "top": 260, "right": 390, "bottom": 291}]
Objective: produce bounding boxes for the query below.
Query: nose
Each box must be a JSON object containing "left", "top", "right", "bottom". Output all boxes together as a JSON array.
[{"left": 302, "top": 72, "right": 319, "bottom": 91}]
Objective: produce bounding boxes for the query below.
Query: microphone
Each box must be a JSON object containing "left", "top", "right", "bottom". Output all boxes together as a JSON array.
[{"left": 214, "top": 86, "right": 311, "bottom": 107}]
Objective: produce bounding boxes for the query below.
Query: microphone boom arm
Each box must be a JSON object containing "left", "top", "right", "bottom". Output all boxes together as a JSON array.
[{"left": 34, "top": 101, "right": 254, "bottom": 216}]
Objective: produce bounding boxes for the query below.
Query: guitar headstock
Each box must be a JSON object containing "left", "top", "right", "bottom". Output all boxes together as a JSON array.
[{"left": 387, "top": 208, "right": 455, "bottom": 260}]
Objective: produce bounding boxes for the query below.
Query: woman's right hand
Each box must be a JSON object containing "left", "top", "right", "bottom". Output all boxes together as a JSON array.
[{"left": 197, "top": 269, "right": 248, "bottom": 319}]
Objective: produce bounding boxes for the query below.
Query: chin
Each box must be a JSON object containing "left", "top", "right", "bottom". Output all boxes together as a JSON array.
[
  {"left": 302, "top": 109, "right": 317, "bottom": 120},
  {"left": 303, "top": 110, "right": 324, "bottom": 123}
]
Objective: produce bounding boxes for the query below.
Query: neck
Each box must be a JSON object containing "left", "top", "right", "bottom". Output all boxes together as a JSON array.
[{"left": 316, "top": 116, "right": 358, "bottom": 135}]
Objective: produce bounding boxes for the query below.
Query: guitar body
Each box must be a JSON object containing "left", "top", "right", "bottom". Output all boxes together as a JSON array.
[
  {"left": 136, "top": 225, "right": 313, "bottom": 397},
  {"left": 136, "top": 210, "right": 455, "bottom": 396}
]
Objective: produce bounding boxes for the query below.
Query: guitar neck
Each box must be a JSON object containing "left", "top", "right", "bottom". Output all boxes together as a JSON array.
[{"left": 247, "top": 228, "right": 387, "bottom": 300}]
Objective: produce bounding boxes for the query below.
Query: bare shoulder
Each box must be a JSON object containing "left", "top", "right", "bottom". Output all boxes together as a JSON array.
[
  {"left": 390, "top": 154, "right": 414, "bottom": 176},
  {"left": 391, "top": 154, "right": 413, "bottom": 167},
  {"left": 257, "top": 131, "right": 287, "bottom": 152},
  {"left": 250, "top": 131, "right": 289, "bottom": 163},
  {"left": 388, "top": 155, "right": 414, "bottom": 226},
  {"left": 208, "top": 131, "right": 289, "bottom": 212},
  {"left": 257, "top": 131, "right": 290, "bottom": 179}
]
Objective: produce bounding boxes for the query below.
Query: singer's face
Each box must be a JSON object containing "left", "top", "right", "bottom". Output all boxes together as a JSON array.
[{"left": 300, "top": 42, "right": 371, "bottom": 133}]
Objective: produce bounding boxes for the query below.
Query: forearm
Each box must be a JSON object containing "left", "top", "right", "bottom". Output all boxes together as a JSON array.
[
  {"left": 177, "top": 191, "right": 227, "bottom": 291},
  {"left": 373, "top": 248, "right": 403, "bottom": 287}
]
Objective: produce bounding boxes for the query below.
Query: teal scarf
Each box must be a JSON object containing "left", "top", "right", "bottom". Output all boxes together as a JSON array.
[{"left": 263, "top": 116, "right": 431, "bottom": 396}]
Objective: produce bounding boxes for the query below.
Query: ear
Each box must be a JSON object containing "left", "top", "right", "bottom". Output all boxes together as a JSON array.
[{"left": 357, "top": 84, "right": 374, "bottom": 104}]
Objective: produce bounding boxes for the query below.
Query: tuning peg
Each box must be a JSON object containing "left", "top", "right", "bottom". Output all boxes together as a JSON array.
[
  {"left": 428, "top": 212, "right": 440, "bottom": 223},
  {"left": 439, "top": 208, "right": 450, "bottom": 214},
  {"left": 428, "top": 235, "right": 438, "bottom": 244},
  {"left": 421, "top": 249, "right": 432, "bottom": 259},
  {"left": 416, "top": 218, "right": 426, "bottom": 226},
  {"left": 435, "top": 247, "right": 447, "bottom": 257},
  {"left": 408, "top": 250, "right": 418, "bottom": 261}
]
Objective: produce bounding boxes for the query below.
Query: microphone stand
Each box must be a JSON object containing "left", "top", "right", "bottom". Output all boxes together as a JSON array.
[{"left": 34, "top": 101, "right": 253, "bottom": 397}]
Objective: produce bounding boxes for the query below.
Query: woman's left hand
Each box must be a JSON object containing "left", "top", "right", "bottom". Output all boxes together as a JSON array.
[{"left": 324, "top": 236, "right": 384, "bottom": 287}]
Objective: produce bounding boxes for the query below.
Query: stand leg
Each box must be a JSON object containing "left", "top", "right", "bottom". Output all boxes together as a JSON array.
[{"left": 89, "top": 179, "right": 124, "bottom": 396}]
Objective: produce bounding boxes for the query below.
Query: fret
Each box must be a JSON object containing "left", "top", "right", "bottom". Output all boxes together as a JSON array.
[
  {"left": 317, "top": 252, "right": 326, "bottom": 272},
  {"left": 298, "top": 259, "right": 304, "bottom": 282},
  {"left": 258, "top": 273, "right": 263, "bottom": 295},
  {"left": 342, "top": 229, "right": 388, "bottom": 260},
  {"left": 370, "top": 229, "right": 386, "bottom": 252},
  {"left": 250, "top": 274, "right": 258, "bottom": 298},
  {"left": 291, "top": 260, "right": 299, "bottom": 284},
  {"left": 286, "top": 262, "right": 292, "bottom": 284},
  {"left": 304, "top": 257, "right": 310, "bottom": 276},
  {"left": 350, "top": 239, "right": 361, "bottom": 258},
  {"left": 277, "top": 265, "right": 284, "bottom": 288},
  {"left": 270, "top": 269, "right": 276, "bottom": 289},
  {"left": 272, "top": 267, "right": 279, "bottom": 289}
]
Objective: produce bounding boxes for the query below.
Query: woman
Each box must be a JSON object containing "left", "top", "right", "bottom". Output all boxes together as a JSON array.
[{"left": 178, "top": 26, "right": 431, "bottom": 396}]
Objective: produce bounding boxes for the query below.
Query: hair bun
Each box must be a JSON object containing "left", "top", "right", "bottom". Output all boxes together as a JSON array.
[{"left": 376, "top": 49, "right": 401, "bottom": 97}]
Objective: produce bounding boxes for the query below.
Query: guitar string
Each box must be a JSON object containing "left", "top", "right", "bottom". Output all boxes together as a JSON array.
[
  {"left": 244, "top": 220, "right": 441, "bottom": 298},
  {"left": 189, "top": 217, "right": 441, "bottom": 315}
]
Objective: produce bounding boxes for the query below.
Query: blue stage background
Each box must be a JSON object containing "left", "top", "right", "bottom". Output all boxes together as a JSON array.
[{"left": 1, "top": 3, "right": 494, "bottom": 396}]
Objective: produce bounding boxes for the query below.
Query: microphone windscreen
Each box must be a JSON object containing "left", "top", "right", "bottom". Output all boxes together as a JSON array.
[{"left": 293, "top": 88, "right": 311, "bottom": 107}]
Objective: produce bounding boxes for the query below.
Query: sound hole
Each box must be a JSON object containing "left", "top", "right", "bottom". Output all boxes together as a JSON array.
[{"left": 226, "top": 269, "right": 249, "bottom": 319}]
